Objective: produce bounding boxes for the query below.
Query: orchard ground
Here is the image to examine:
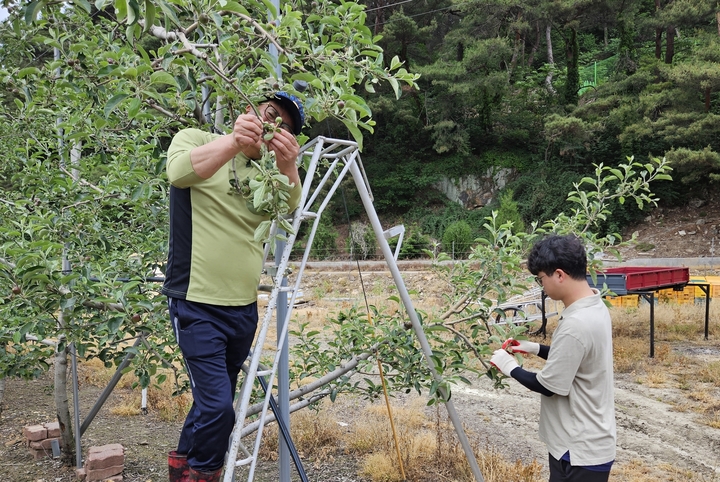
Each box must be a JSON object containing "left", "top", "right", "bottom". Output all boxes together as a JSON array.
[{"left": 1, "top": 264, "right": 719, "bottom": 482}]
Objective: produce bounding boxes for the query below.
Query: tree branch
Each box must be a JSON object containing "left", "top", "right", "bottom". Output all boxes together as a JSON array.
[
  {"left": 60, "top": 167, "right": 103, "bottom": 193},
  {"left": 146, "top": 101, "right": 193, "bottom": 125}
]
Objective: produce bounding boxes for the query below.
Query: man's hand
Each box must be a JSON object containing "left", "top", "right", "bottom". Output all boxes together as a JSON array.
[
  {"left": 502, "top": 338, "right": 540, "bottom": 356},
  {"left": 490, "top": 349, "right": 519, "bottom": 377},
  {"left": 232, "top": 113, "right": 300, "bottom": 186},
  {"left": 231, "top": 113, "right": 264, "bottom": 156},
  {"left": 266, "top": 128, "right": 301, "bottom": 186}
]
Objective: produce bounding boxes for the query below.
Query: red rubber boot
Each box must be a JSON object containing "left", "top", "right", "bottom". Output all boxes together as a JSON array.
[
  {"left": 188, "top": 467, "right": 223, "bottom": 482},
  {"left": 168, "top": 451, "right": 190, "bottom": 482}
]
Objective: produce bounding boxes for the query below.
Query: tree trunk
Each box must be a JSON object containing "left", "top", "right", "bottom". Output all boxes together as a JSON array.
[
  {"left": 54, "top": 338, "right": 75, "bottom": 464},
  {"left": 527, "top": 21, "right": 541, "bottom": 66},
  {"left": 508, "top": 11, "right": 523, "bottom": 74},
  {"left": 509, "top": 30, "right": 520, "bottom": 74},
  {"left": 604, "top": 25, "right": 609, "bottom": 48},
  {"left": 373, "top": 0, "right": 385, "bottom": 36},
  {"left": 665, "top": 25, "right": 675, "bottom": 63},
  {"left": 545, "top": 24, "right": 556, "bottom": 94},
  {"left": 564, "top": 27, "right": 579, "bottom": 105},
  {"left": 705, "top": 87, "right": 711, "bottom": 113},
  {"left": 655, "top": 0, "right": 663, "bottom": 59}
]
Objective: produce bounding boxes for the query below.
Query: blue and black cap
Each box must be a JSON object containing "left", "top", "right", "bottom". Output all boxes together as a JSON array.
[{"left": 265, "top": 91, "right": 305, "bottom": 135}]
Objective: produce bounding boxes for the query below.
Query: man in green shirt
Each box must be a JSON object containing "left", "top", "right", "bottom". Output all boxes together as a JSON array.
[{"left": 163, "top": 92, "right": 305, "bottom": 482}]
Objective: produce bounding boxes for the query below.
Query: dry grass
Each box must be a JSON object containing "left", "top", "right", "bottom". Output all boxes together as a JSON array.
[
  {"left": 77, "top": 357, "right": 192, "bottom": 421},
  {"left": 258, "top": 399, "right": 344, "bottom": 462},
  {"left": 350, "top": 397, "right": 541, "bottom": 482}
]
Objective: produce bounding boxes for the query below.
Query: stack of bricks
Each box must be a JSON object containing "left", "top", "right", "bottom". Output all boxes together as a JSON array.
[
  {"left": 76, "top": 443, "right": 125, "bottom": 482},
  {"left": 23, "top": 422, "right": 62, "bottom": 460}
]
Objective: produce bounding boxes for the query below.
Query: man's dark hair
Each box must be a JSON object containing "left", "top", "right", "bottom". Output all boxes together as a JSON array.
[{"left": 527, "top": 234, "right": 588, "bottom": 280}]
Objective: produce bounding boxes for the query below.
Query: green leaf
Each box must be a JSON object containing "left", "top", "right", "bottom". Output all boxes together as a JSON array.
[
  {"left": 18, "top": 67, "right": 41, "bottom": 78},
  {"left": 127, "top": 97, "right": 142, "bottom": 118},
  {"left": 157, "top": 0, "right": 182, "bottom": 28},
  {"left": 254, "top": 220, "right": 272, "bottom": 243},
  {"left": 341, "top": 118, "right": 363, "bottom": 151},
  {"left": 388, "top": 77, "right": 400, "bottom": 99},
  {"left": 24, "top": 1, "right": 42, "bottom": 24},
  {"left": 104, "top": 94, "right": 129, "bottom": 118},
  {"left": 74, "top": 0, "right": 93, "bottom": 13},
  {"left": 389, "top": 55, "right": 402, "bottom": 70},
  {"left": 108, "top": 317, "right": 123, "bottom": 333},
  {"left": 143, "top": 0, "right": 156, "bottom": 31},
  {"left": 115, "top": 0, "right": 127, "bottom": 21},
  {"left": 150, "top": 71, "right": 176, "bottom": 85},
  {"left": 126, "top": 0, "right": 140, "bottom": 24},
  {"left": 219, "top": 1, "right": 249, "bottom": 15}
]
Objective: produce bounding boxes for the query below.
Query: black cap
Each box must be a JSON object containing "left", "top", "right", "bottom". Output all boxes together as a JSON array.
[{"left": 264, "top": 91, "right": 305, "bottom": 135}]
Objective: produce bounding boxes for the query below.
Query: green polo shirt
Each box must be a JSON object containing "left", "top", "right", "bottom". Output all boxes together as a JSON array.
[{"left": 162, "top": 128, "right": 301, "bottom": 305}]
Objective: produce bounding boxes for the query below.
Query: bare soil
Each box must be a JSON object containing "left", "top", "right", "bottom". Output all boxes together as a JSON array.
[
  {"left": 1, "top": 199, "right": 720, "bottom": 482},
  {"left": 616, "top": 196, "right": 720, "bottom": 260}
]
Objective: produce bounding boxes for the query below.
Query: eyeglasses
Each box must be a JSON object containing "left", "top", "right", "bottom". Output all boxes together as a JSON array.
[
  {"left": 262, "top": 104, "right": 293, "bottom": 134},
  {"left": 534, "top": 274, "right": 548, "bottom": 287}
]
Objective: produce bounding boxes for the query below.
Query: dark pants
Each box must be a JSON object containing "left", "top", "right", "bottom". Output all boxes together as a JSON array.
[
  {"left": 549, "top": 454, "right": 611, "bottom": 482},
  {"left": 169, "top": 298, "right": 258, "bottom": 472}
]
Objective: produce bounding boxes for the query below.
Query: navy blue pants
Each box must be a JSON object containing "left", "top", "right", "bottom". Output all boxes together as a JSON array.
[
  {"left": 169, "top": 298, "right": 258, "bottom": 472},
  {"left": 548, "top": 454, "right": 611, "bottom": 482}
]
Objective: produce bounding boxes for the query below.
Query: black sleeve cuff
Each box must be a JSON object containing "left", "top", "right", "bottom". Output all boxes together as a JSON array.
[
  {"left": 510, "top": 367, "right": 555, "bottom": 397},
  {"left": 538, "top": 344, "right": 550, "bottom": 360}
]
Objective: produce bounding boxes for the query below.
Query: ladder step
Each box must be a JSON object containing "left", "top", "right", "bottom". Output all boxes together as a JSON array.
[{"left": 256, "top": 369, "right": 273, "bottom": 377}]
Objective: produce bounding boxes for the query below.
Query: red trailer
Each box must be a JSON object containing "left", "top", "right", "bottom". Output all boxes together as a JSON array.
[{"left": 587, "top": 266, "right": 711, "bottom": 357}]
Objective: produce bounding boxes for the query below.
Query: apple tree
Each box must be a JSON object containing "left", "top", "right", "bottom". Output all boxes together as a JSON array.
[{"left": 0, "top": 0, "right": 417, "bottom": 461}]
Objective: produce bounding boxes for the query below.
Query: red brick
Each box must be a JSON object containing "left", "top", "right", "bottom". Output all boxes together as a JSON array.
[
  {"left": 30, "top": 438, "right": 56, "bottom": 450},
  {"left": 88, "top": 443, "right": 124, "bottom": 454},
  {"left": 23, "top": 424, "right": 47, "bottom": 442},
  {"left": 44, "top": 421, "right": 61, "bottom": 438},
  {"left": 27, "top": 447, "right": 49, "bottom": 460},
  {"left": 85, "top": 464, "right": 123, "bottom": 481},
  {"left": 86, "top": 444, "right": 125, "bottom": 470},
  {"left": 75, "top": 467, "right": 86, "bottom": 481}
]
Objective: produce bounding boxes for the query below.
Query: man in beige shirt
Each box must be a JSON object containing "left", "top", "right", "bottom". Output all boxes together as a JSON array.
[{"left": 491, "top": 234, "right": 616, "bottom": 482}]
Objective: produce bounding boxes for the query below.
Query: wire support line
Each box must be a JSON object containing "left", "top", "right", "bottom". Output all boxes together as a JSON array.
[
  {"left": 344, "top": 188, "right": 407, "bottom": 480},
  {"left": 364, "top": 0, "right": 417, "bottom": 13}
]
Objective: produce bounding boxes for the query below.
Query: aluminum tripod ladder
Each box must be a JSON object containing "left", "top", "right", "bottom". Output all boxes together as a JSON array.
[{"left": 222, "top": 136, "right": 485, "bottom": 482}]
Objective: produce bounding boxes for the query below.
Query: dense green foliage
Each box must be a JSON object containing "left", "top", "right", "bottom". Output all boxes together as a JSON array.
[{"left": 338, "top": 0, "right": 720, "bottom": 241}]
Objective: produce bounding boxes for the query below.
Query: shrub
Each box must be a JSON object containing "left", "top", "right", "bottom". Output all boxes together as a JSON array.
[
  {"left": 495, "top": 189, "right": 525, "bottom": 233},
  {"left": 388, "top": 227, "right": 432, "bottom": 259},
  {"left": 308, "top": 219, "right": 339, "bottom": 260},
  {"left": 442, "top": 221, "right": 474, "bottom": 258}
]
